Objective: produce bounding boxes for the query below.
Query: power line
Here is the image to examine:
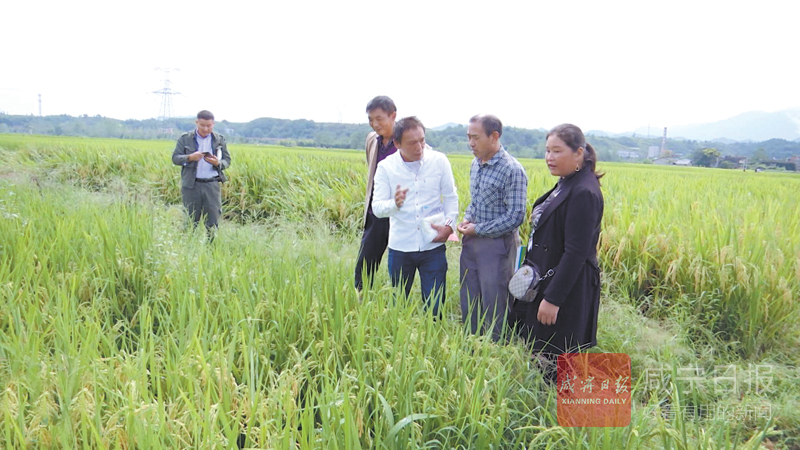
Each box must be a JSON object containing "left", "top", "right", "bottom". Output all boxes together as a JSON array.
[{"left": 152, "top": 68, "right": 180, "bottom": 121}]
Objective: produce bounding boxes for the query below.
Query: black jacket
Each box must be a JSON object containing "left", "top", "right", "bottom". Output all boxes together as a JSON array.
[{"left": 511, "top": 167, "right": 604, "bottom": 354}]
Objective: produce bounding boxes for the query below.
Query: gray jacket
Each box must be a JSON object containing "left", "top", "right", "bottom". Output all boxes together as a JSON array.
[{"left": 171, "top": 130, "right": 231, "bottom": 188}]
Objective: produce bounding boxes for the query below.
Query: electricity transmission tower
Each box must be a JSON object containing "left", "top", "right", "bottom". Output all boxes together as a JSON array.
[{"left": 153, "top": 68, "right": 180, "bottom": 121}]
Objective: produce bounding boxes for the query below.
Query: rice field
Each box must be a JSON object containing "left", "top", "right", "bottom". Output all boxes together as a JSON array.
[{"left": 0, "top": 134, "right": 798, "bottom": 448}]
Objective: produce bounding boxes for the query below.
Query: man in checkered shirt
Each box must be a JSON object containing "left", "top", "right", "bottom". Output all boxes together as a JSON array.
[{"left": 457, "top": 114, "right": 528, "bottom": 341}]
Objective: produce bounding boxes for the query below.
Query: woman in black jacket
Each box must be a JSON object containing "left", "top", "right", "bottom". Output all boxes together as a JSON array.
[{"left": 512, "top": 124, "right": 604, "bottom": 369}]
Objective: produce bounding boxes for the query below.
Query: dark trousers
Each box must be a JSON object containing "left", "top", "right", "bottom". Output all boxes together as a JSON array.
[
  {"left": 388, "top": 245, "right": 448, "bottom": 317},
  {"left": 354, "top": 210, "right": 390, "bottom": 291},
  {"left": 459, "top": 233, "right": 517, "bottom": 341},
  {"left": 182, "top": 181, "right": 222, "bottom": 229}
]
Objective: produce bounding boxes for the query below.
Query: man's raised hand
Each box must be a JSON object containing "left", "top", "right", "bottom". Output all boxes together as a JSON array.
[{"left": 395, "top": 185, "right": 409, "bottom": 208}]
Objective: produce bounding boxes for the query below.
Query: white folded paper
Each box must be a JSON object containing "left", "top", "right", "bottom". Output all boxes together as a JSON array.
[{"left": 420, "top": 213, "right": 446, "bottom": 244}]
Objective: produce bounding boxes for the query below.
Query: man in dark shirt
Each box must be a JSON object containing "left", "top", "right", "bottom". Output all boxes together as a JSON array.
[{"left": 354, "top": 96, "right": 398, "bottom": 292}]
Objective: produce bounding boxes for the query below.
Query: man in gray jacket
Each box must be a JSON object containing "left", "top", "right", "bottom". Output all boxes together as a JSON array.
[{"left": 171, "top": 110, "right": 231, "bottom": 232}]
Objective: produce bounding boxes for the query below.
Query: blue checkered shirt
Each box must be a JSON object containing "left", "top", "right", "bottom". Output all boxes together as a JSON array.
[{"left": 463, "top": 147, "right": 528, "bottom": 238}]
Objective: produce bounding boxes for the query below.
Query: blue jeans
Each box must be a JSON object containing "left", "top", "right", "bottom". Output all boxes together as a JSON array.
[{"left": 388, "top": 245, "right": 448, "bottom": 317}]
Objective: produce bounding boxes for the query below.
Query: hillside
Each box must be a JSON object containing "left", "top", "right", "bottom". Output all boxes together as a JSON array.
[
  {"left": 2, "top": 113, "right": 799, "bottom": 162},
  {"left": 629, "top": 108, "right": 800, "bottom": 142}
]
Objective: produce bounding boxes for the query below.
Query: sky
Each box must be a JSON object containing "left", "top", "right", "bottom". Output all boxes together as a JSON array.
[{"left": 2, "top": 0, "right": 798, "bottom": 133}]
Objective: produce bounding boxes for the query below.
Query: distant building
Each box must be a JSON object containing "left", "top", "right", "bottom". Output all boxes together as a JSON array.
[
  {"left": 673, "top": 159, "right": 692, "bottom": 166},
  {"left": 617, "top": 150, "right": 640, "bottom": 159},
  {"left": 648, "top": 146, "right": 660, "bottom": 159},
  {"left": 772, "top": 161, "right": 797, "bottom": 171},
  {"left": 721, "top": 155, "right": 747, "bottom": 169}
]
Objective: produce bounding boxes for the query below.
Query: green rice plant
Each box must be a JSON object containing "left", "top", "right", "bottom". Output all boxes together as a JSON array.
[{"left": 0, "top": 134, "right": 797, "bottom": 448}]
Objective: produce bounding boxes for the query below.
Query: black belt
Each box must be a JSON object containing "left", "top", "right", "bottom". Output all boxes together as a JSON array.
[{"left": 195, "top": 177, "right": 221, "bottom": 183}]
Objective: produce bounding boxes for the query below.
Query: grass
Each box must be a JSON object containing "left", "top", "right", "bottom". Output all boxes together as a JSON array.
[{"left": 0, "top": 134, "right": 797, "bottom": 448}]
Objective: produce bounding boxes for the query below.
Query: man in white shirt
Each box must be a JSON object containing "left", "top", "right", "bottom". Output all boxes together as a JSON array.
[{"left": 372, "top": 116, "right": 459, "bottom": 317}]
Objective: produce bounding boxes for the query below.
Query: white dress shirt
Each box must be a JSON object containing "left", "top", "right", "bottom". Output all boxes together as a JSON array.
[
  {"left": 372, "top": 146, "right": 459, "bottom": 252},
  {"left": 195, "top": 132, "right": 217, "bottom": 179}
]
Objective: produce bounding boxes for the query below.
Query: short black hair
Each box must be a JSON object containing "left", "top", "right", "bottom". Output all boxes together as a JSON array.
[
  {"left": 469, "top": 114, "right": 502, "bottom": 138},
  {"left": 393, "top": 116, "right": 425, "bottom": 144},
  {"left": 197, "top": 110, "right": 215, "bottom": 121},
  {"left": 365, "top": 96, "right": 396, "bottom": 115}
]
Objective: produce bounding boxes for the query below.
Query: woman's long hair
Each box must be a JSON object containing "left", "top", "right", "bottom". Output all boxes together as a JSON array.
[{"left": 547, "top": 124, "right": 604, "bottom": 180}]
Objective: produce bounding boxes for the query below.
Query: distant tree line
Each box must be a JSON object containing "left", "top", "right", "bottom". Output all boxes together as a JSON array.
[{"left": 1, "top": 113, "right": 798, "bottom": 162}]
